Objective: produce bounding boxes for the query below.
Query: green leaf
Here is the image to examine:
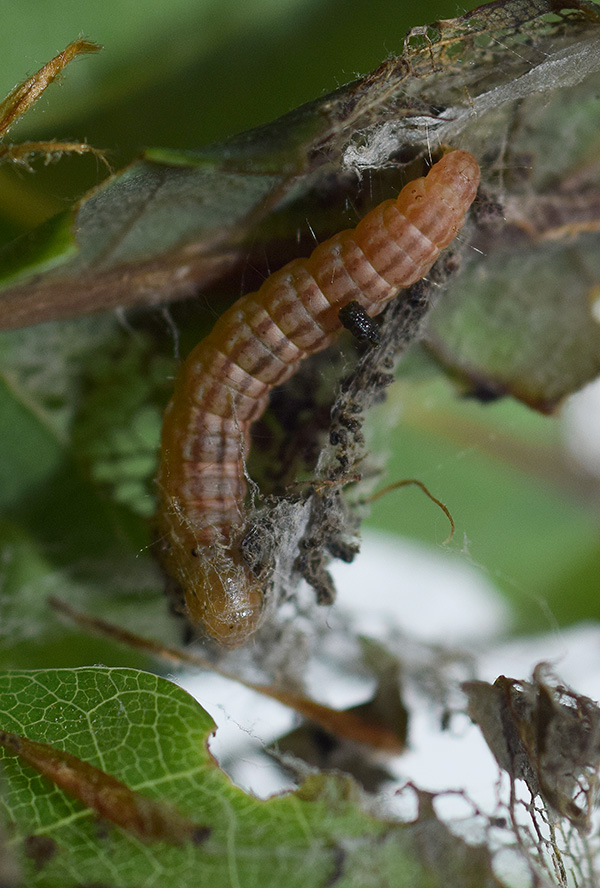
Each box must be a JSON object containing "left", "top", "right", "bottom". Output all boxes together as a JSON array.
[
  {"left": 0, "top": 667, "right": 505, "bottom": 887},
  {"left": 0, "top": 316, "right": 168, "bottom": 669},
  {"left": 427, "top": 52, "right": 600, "bottom": 410},
  {"left": 428, "top": 242, "right": 600, "bottom": 411}
]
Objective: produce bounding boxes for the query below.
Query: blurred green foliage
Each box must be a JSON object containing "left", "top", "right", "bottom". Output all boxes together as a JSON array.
[
  {"left": 0, "top": 0, "right": 464, "bottom": 237},
  {"left": 1, "top": 0, "right": 600, "bottom": 665}
]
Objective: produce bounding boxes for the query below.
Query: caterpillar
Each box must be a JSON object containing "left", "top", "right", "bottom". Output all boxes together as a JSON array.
[{"left": 156, "top": 149, "right": 480, "bottom": 647}]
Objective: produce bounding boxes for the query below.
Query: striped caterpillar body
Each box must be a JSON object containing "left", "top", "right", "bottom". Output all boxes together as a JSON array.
[{"left": 157, "top": 149, "right": 481, "bottom": 647}]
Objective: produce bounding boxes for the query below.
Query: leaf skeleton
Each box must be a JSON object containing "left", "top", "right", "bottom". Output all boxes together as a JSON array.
[{"left": 156, "top": 149, "right": 481, "bottom": 647}]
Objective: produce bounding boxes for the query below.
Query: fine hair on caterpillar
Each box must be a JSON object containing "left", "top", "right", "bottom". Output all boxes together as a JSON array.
[{"left": 156, "top": 149, "right": 481, "bottom": 647}]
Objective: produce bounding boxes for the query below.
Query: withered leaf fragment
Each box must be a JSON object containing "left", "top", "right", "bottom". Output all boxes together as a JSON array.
[
  {"left": 0, "top": 38, "right": 106, "bottom": 169},
  {"left": 271, "top": 658, "right": 408, "bottom": 791},
  {"left": 0, "top": 729, "right": 210, "bottom": 845},
  {"left": 463, "top": 664, "right": 600, "bottom": 831}
]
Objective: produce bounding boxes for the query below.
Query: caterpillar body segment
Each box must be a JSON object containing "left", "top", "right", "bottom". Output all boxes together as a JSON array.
[{"left": 157, "top": 150, "right": 481, "bottom": 646}]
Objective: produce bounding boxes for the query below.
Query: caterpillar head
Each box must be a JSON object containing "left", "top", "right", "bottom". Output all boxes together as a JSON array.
[{"left": 183, "top": 550, "right": 265, "bottom": 648}]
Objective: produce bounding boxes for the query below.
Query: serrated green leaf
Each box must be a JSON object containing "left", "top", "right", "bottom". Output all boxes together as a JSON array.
[{"left": 0, "top": 667, "right": 505, "bottom": 888}]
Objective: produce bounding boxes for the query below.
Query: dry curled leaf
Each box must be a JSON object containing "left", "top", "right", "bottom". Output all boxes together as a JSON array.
[
  {"left": 463, "top": 664, "right": 600, "bottom": 832},
  {"left": 0, "top": 38, "right": 105, "bottom": 170}
]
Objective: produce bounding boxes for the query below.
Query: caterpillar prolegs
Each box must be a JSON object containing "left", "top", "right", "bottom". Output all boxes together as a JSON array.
[{"left": 156, "top": 149, "right": 481, "bottom": 647}]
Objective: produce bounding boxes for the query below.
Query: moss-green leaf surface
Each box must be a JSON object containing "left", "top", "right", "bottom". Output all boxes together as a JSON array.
[{"left": 0, "top": 667, "right": 504, "bottom": 887}]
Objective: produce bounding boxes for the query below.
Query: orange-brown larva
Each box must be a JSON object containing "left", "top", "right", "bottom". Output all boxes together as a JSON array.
[{"left": 156, "top": 149, "right": 481, "bottom": 647}]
